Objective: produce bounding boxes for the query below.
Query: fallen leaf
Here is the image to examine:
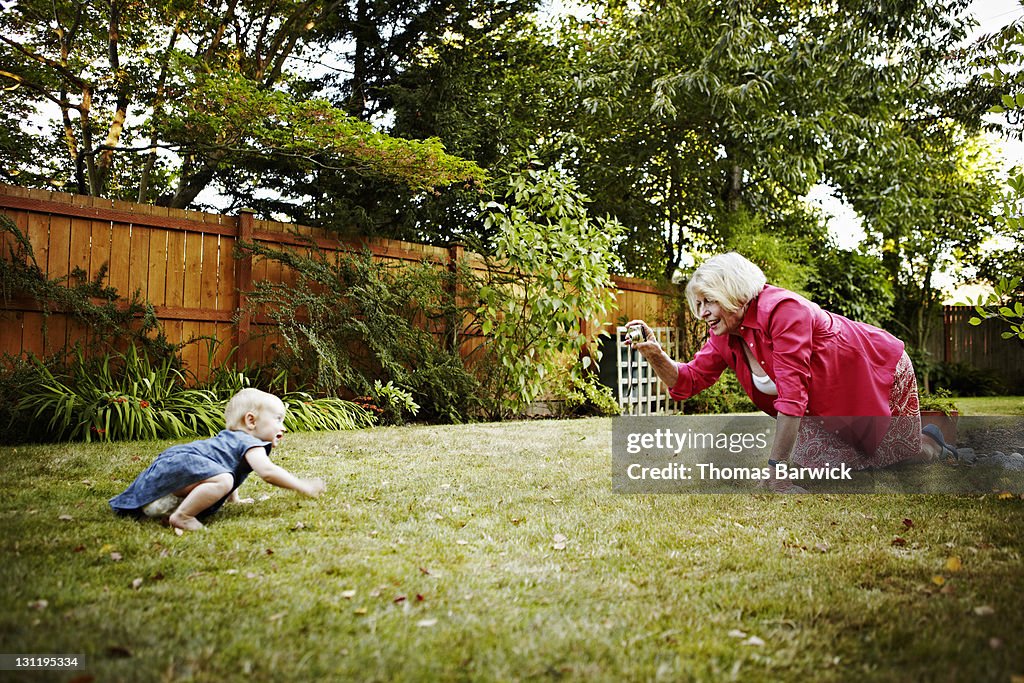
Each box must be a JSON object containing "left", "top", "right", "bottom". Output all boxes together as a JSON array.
[
  {"left": 741, "top": 636, "right": 765, "bottom": 647},
  {"left": 973, "top": 605, "right": 995, "bottom": 616},
  {"left": 891, "top": 537, "right": 907, "bottom": 547},
  {"left": 419, "top": 567, "right": 431, "bottom": 575},
  {"left": 268, "top": 612, "right": 287, "bottom": 622},
  {"left": 394, "top": 595, "right": 407, "bottom": 604},
  {"left": 265, "top": 548, "right": 274, "bottom": 556},
  {"left": 814, "top": 542, "right": 830, "bottom": 553},
  {"left": 110, "top": 552, "right": 123, "bottom": 562},
  {"left": 553, "top": 533, "right": 568, "bottom": 550},
  {"left": 173, "top": 528, "right": 183, "bottom": 536},
  {"left": 340, "top": 590, "right": 356, "bottom": 600},
  {"left": 131, "top": 578, "right": 143, "bottom": 590},
  {"left": 931, "top": 575, "right": 945, "bottom": 587},
  {"left": 456, "top": 540, "right": 468, "bottom": 546},
  {"left": 354, "top": 607, "right": 368, "bottom": 616},
  {"left": 58, "top": 514, "right": 73, "bottom": 521},
  {"left": 945, "top": 556, "right": 962, "bottom": 572},
  {"left": 997, "top": 492, "right": 1014, "bottom": 500},
  {"left": 72, "top": 545, "right": 86, "bottom": 553},
  {"left": 902, "top": 518, "right": 914, "bottom": 529},
  {"left": 727, "top": 630, "right": 747, "bottom": 639},
  {"left": 417, "top": 618, "right": 438, "bottom": 628},
  {"left": 291, "top": 522, "right": 305, "bottom": 531},
  {"left": 989, "top": 638, "right": 1003, "bottom": 649},
  {"left": 416, "top": 594, "right": 425, "bottom": 602},
  {"left": 27, "top": 599, "right": 48, "bottom": 611}
]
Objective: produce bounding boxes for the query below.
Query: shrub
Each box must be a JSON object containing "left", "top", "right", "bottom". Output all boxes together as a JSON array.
[
  {"left": 682, "top": 370, "right": 756, "bottom": 415},
  {"left": 548, "top": 370, "right": 621, "bottom": 418},
  {"left": 473, "top": 162, "right": 622, "bottom": 419},
  {"left": 239, "top": 243, "right": 480, "bottom": 424}
]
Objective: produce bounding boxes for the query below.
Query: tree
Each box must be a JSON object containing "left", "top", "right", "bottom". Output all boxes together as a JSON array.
[{"left": 0, "top": 0, "right": 485, "bottom": 210}]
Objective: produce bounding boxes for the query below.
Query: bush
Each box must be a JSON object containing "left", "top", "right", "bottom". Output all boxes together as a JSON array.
[
  {"left": 548, "top": 370, "right": 621, "bottom": 418},
  {"left": 682, "top": 371, "right": 756, "bottom": 415},
  {"left": 6, "top": 346, "right": 374, "bottom": 444},
  {"left": 239, "top": 243, "right": 480, "bottom": 424},
  {"left": 931, "top": 361, "right": 1005, "bottom": 397}
]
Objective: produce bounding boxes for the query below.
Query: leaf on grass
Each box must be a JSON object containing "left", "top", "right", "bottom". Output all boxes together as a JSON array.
[
  {"left": 268, "top": 612, "right": 287, "bottom": 622},
  {"left": 553, "top": 533, "right": 568, "bottom": 550},
  {"left": 814, "top": 542, "right": 830, "bottom": 553},
  {"left": 354, "top": 607, "right": 368, "bottom": 616},
  {"left": 417, "top": 618, "right": 438, "bottom": 628},
  {"left": 973, "top": 605, "right": 995, "bottom": 616},
  {"left": 902, "top": 518, "right": 914, "bottom": 529},
  {"left": 945, "top": 556, "right": 962, "bottom": 572},
  {"left": 931, "top": 575, "right": 945, "bottom": 587},
  {"left": 173, "top": 528, "right": 183, "bottom": 536},
  {"left": 419, "top": 567, "right": 431, "bottom": 575},
  {"left": 340, "top": 589, "right": 356, "bottom": 600},
  {"left": 265, "top": 548, "right": 274, "bottom": 556},
  {"left": 131, "top": 578, "right": 143, "bottom": 591},
  {"left": 891, "top": 537, "right": 907, "bottom": 547},
  {"left": 997, "top": 492, "right": 1014, "bottom": 500},
  {"left": 72, "top": 545, "right": 86, "bottom": 553},
  {"left": 741, "top": 635, "right": 765, "bottom": 647},
  {"left": 110, "top": 552, "right": 123, "bottom": 562},
  {"left": 456, "top": 540, "right": 468, "bottom": 546},
  {"left": 59, "top": 514, "right": 73, "bottom": 521},
  {"left": 727, "top": 630, "right": 747, "bottom": 639},
  {"left": 27, "top": 599, "right": 48, "bottom": 611},
  {"left": 394, "top": 595, "right": 407, "bottom": 604},
  {"left": 291, "top": 522, "right": 306, "bottom": 531}
]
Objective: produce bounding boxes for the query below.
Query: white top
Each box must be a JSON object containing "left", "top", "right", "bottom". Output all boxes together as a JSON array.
[{"left": 750, "top": 368, "right": 778, "bottom": 396}]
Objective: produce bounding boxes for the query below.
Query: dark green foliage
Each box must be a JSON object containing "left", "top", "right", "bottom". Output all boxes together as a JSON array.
[
  {"left": 682, "top": 370, "right": 756, "bottom": 415},
  {"left": 239, "top": 240, "right": 480, "bottom": 423},
  {"left": 932, "top": 362, "right": 1007, "bottom": 397},
  {"left": 804, "top": 248, "right": 895, "bottom": 328}
]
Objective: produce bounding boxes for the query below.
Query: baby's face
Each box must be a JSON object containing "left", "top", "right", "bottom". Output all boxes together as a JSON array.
[{"left": 249, "top": 399, "right": 287, "bottom": 445}]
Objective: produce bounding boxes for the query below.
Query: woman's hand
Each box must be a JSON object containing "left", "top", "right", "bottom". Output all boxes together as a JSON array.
[{"left": 624, "top": 319, "right": 681, "bottom": 389}]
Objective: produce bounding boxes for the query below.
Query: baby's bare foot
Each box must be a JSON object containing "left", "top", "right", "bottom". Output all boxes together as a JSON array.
[{"left": 169, "top": 511, "right": 204, "bottom": 531}]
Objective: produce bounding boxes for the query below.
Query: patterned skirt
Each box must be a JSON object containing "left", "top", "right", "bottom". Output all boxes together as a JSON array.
[{"left": 791, "top": 351, "right": 923, "bottom": 469}]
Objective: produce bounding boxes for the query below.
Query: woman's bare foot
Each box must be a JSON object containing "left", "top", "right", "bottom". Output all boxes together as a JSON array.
[{"left": 169, "top": 511, "right": 204, "bottom": 531}]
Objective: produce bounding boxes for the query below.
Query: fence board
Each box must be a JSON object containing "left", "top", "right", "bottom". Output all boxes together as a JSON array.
[{"left": 33, "top": 185, "right": 1017, "bottom": 394}]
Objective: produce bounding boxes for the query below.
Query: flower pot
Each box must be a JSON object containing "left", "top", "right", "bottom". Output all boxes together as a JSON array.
[{"left": 921, "top": 410, "right": 959, "bottom": 446}]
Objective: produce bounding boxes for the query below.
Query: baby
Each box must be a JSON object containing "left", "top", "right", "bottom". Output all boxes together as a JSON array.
[{"left": 109, "top": 388, "right": 325, "bottom": 531}]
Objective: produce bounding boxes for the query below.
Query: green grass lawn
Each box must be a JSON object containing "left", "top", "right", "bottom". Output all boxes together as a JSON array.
[
  {"left": 1, "top": 418, "right": 1023, "bottom": 682},
  {"left": 956, "top": 396, "right": 1024, "bottom": 417}
]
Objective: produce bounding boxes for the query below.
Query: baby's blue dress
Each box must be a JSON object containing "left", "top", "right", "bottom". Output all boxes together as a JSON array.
[{"left": 109, "top": 430, "right": 271, "bottom": 518}]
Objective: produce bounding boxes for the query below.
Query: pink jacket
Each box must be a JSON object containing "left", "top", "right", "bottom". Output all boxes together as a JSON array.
[{"left": 670, "top": 285, "right": 906, "bottom": 453}]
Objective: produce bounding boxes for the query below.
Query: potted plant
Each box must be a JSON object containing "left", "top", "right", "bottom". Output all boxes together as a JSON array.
[{"left": 919, "top": 388, "right": 960, "bottom": 445}]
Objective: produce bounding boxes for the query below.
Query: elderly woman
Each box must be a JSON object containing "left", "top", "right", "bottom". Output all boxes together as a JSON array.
[{"left": 627, "top": 252, "right": 954, "bottom": 493}]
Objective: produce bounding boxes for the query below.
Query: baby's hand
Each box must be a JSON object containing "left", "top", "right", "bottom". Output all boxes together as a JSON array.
[{"left": 301, "top": 478, "right": 326, "bottom": 498}]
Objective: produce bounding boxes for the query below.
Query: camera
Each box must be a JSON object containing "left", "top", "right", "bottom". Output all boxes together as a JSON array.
[{"left": 625, "top": 326, "right": 646, "bottom": 345}]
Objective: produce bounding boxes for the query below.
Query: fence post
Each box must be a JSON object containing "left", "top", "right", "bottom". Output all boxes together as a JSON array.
[
  {"left": 236, "top": 209, "right": 255, "bottom": 368},
  {"left": 447, "top": 243, "right": 465, "bottom": 352}
]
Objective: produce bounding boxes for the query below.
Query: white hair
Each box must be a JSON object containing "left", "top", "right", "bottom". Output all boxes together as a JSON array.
[{"left": 684, "top": 252, "right": 767, "bottom": 314}]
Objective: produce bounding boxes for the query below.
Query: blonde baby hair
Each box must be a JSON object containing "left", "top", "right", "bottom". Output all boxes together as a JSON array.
[
  {"left": 224, "top": 388, "right": 283, "bottom": 431},
  {"left": 684, "top": 252, "right": 767, "bottom": 315}
]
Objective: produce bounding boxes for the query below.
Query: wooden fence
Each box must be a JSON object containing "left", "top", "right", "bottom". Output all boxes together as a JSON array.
[
  {"left": 928, "top": 306, "right": 1024, "bottom": 393},
  {"left": 0, "top": 184, "right": 679, "bottom": 382}
]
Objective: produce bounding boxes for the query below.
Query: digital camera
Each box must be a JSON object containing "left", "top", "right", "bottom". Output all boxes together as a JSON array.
[{"left": 625, "top": 326, "right": 646, "bottom": 345}]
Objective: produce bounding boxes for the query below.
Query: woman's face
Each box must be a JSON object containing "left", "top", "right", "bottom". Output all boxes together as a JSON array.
[{"left": 694, "top": 295, "right": 745, "bottom": 336}]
